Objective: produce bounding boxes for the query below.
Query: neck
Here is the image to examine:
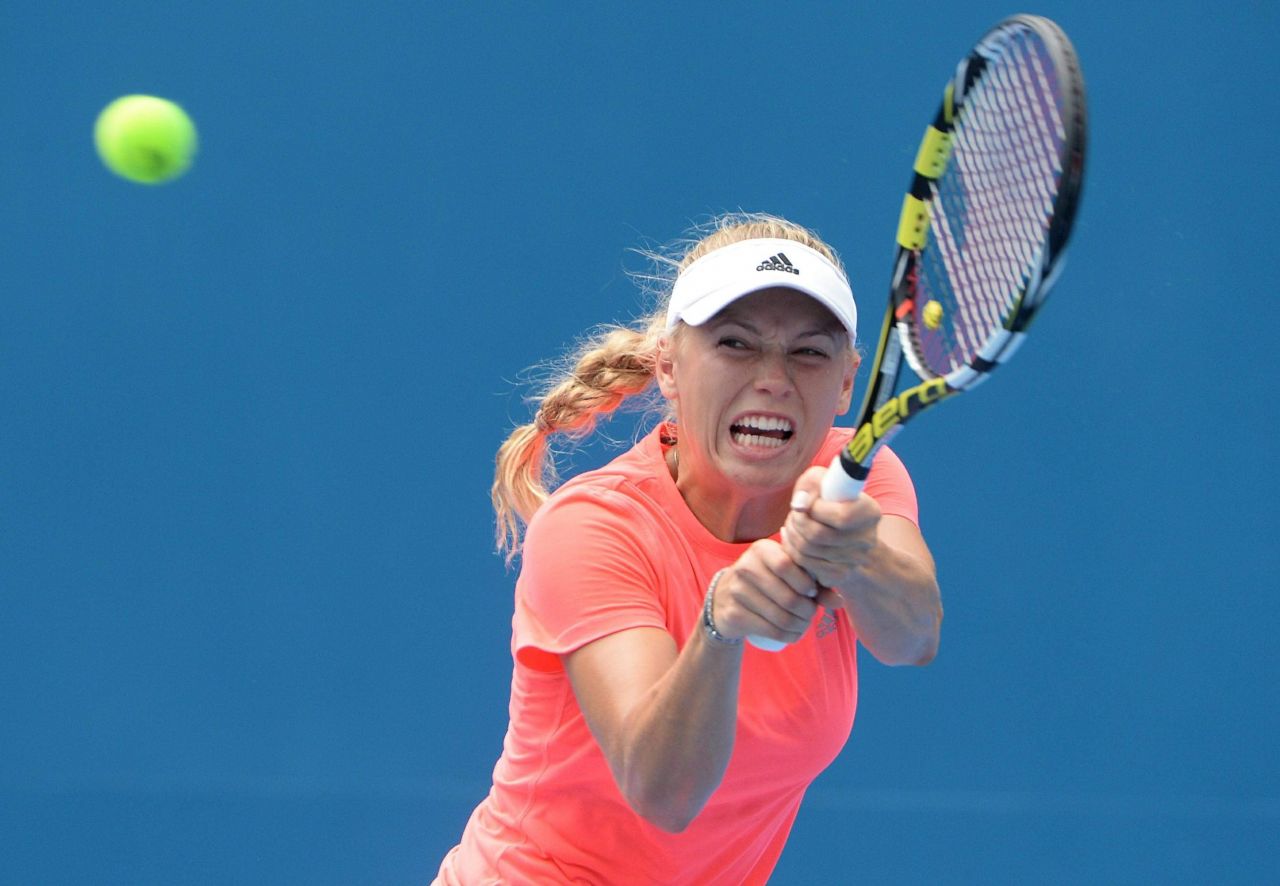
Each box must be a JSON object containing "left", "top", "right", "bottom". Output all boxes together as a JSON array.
[{"left": 666, "top": 441, "right": 791, "bottom": 543}]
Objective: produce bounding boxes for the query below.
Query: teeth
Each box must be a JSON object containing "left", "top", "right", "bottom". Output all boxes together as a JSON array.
[
  {"left": 737, "top": 415, "right": 793, "bottom": 433},
  {"left": 731, "top": 415, "right": 794, "bottom": 449},
  {"left": 733, "top": 432, "right": 785, "bottom": 448}
]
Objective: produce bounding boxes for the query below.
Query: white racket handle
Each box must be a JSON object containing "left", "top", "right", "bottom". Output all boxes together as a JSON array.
[
  {"left": 819, "top": 452, "right": 866, "bottom": 501},
  {"left": 746, "top": 634, "right": 787, "bottom": 651},
  {"left": 746, "top": 454, "right": 865, "bottom": 651}
]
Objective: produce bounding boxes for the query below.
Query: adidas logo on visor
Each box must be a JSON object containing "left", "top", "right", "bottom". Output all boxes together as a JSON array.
[{"left": 756, "top": 253, "right": 799, "bottom": 275}]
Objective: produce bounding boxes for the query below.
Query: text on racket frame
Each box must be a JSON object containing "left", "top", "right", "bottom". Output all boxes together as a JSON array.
[{"left": 846, "top": 377, "right": 956, "bottom": 463}]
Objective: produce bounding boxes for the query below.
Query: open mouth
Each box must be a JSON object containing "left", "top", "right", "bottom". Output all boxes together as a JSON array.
[{"left": 730, "top": 415, "right": 795, "bottom": 449}]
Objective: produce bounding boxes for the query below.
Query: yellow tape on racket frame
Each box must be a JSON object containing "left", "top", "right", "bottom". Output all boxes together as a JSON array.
[
  {"left": 897, "top": 194, "right": 930, "bottom": 251},
  {"left": 913, "top": 126, "right": 954, "bottom": 179}
]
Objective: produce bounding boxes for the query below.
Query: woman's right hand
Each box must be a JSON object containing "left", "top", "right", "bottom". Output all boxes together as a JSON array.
[{"left": 714, "top": 540, "right": 843, "bottom": 646}]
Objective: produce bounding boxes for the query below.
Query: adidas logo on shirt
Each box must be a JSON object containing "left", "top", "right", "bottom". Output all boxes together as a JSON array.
[{"left": 756, "top": 252, "right": 800, "bottom": 275}]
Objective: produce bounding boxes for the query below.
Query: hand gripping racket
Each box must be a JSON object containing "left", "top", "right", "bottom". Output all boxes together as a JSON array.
[{"left": 749, "top": 14, "right": 1087, "bottom": 652}]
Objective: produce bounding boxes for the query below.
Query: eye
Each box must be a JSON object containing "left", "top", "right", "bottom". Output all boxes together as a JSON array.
[
  {"left": 793, "top": 346, "right": 830, "bottom": 359},
  {"left": 717, "top": 336, "right": 750, "bottom": 350}
]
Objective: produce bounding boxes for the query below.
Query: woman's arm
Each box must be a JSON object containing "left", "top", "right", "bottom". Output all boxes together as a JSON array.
[
  {"left": 564, "top": 623, "right": 738, "bottom": 833},
  {"left": 563, "top": 539, "right": 820, "bottom": 833},
  {"left": 781, "top": 468, "right": 943, "bottom": 666}
]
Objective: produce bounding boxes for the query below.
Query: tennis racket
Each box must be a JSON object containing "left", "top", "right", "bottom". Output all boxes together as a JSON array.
[{"left": 749, "top": 13, "right": 1087, "bottom": 652}]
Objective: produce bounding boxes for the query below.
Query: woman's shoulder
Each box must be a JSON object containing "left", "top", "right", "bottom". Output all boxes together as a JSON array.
[
  {"left": 529, "top": 427, "right": 672, "bottom": 536},
  {"left": 551, "top": 426, "right": 671, "bottom": 503}
]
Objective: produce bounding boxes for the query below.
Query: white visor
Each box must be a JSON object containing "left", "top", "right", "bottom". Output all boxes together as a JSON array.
[{"left": 666, "top": 238, "right": 857, "bottom": 340}]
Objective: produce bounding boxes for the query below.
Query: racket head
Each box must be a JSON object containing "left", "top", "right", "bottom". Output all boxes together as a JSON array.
[
  {"left": 895, "top": 14, "right": 1087, "bottom": 391},
  {"left": 837, "top": 15, "right": 1086, "bottom": 483}
]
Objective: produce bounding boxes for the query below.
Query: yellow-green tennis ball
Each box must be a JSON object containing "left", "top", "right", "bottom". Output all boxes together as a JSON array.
[
  {"left": 923, "top": 299, "right": 943, "bottom": 330},
  {"left": 94, "top": 95, "right": 197, "bottom": 184}
]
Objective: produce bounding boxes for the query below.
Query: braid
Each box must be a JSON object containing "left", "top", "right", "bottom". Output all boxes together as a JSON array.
[
  {"left": 538, "top": 329, "right": 655, "bottom": 436},
  {"left": 492, "top": 317, "right": 664, "bottom": 561}
]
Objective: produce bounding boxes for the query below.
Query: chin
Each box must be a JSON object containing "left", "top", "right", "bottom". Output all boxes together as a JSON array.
[{"left": 724, "top": 461, "right": 802, "bottom": 494}]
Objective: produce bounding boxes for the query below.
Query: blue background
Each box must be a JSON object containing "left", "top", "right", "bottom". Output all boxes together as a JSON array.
[{"left": 4, "top": 2, "right": 1277, "bottom": 883}]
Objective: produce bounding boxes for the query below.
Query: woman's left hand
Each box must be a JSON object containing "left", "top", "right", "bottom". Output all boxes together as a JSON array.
[
  {"left": 780, "top": 465, "right": 942, "bottom": 666},
  {"left": 778, "top": 466, "right": 881, "bottom": 593}
]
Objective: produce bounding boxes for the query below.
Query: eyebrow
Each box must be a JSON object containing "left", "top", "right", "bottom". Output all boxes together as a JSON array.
[{"left": 709, "top": 314, "right": 841, "bottom": 341}]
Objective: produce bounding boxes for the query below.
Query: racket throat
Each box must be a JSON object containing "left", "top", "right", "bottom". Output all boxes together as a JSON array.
[{"left": 836, "top": 448, "right": 872, "bottom": 483}]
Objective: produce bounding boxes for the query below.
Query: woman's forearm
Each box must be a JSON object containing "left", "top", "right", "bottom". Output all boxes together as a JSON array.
[
  {"left": 838, "top": 540, "right": 942, "bottom": 666},
  {"left": 612, "top": 626, "right": 742, "bottom": 832},
  {"left": 565, "top": 622, "right": 744, "bottom": 834}
]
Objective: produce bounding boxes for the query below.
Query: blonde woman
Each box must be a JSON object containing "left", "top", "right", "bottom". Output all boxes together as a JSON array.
[{"left": 435, "top": 214, "right": 941, "bottom": 884}]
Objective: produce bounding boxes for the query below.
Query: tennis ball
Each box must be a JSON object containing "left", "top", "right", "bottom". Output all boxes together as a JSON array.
[
  {"left": 922, "top": 299, "right": 944, "bottom": 330},
  {"left": 94, "top": 95, "right": 197, "bottom": 184}
]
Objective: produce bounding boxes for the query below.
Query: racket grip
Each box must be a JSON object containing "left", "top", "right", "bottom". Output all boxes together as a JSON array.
[
  {"left": 747, "top": 634, "right": 786, "bottom": 652},
  {"left": 820, "top": 453, "right": 866, "bottom": 501}
]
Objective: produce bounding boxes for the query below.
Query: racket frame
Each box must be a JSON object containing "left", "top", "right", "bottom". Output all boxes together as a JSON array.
[
  {"left": 833, "top": 13, "right": 1087, "bottom": 490},
  {"left": 754, "top": 14, "right": 1087, "bottom": 649}
]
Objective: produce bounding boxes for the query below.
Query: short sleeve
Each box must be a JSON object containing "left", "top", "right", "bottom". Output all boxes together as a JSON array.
[
  {"left": 863, "top": 446, "right": 920, "bottom": 526},
  {"left": 513, "top": 484, "right": 670, "bottom": 671}
]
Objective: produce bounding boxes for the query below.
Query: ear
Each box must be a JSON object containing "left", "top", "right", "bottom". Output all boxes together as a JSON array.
[
  {"left": 836, "top": 350, "right": 859, "bottom": 415},
  {"left": 655, "top": 333, "right": 679, "bottom": 400}
]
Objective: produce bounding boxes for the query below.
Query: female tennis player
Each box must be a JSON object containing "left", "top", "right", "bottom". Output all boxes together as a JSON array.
[{"left": 433, "top": 213, "right": 942, "bottom": 884}]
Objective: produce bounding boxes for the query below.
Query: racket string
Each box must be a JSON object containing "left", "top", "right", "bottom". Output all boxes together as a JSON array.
[{"left": 913, "top": 27, "right": 1066, "bottom": 375}]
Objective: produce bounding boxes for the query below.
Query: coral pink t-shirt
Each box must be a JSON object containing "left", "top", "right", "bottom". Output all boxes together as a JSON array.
[{"left": 435, "top": 424, "right": 919, "bottom": 885}]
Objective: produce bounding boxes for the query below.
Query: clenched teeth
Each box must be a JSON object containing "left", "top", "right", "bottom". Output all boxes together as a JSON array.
[
  {"left": 731, "top": 415, "right": 794, "bottom": 447},
  {"left": 733, "top": 431, "right": 787, "bottom": 448},
  {"left": 734, "top": 415, "right": 793, "bottom": 434}
]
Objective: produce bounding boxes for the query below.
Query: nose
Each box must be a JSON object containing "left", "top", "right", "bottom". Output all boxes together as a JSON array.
[{"left": 753, "top": 346, "right": 794, "bottom": 398}]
